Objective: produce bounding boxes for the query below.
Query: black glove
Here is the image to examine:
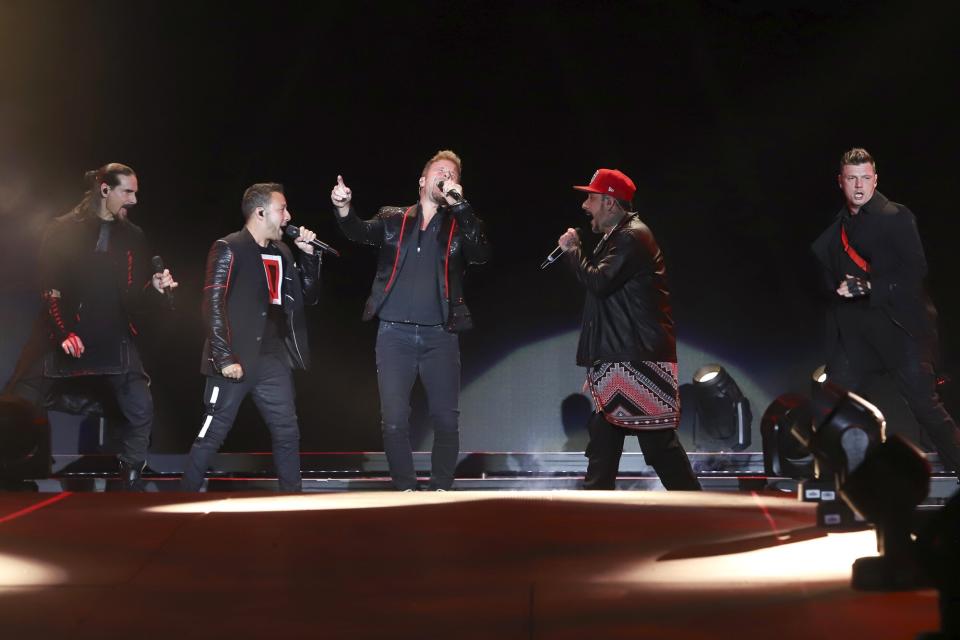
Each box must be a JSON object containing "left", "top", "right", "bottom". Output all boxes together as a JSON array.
[{"left": 844, "top": 275, "right": 870, "bottom": 298}]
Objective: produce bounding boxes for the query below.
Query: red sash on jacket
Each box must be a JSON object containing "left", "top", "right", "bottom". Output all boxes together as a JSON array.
[{"left": 840, "top": 224, "right": 870, "bottom": 273}]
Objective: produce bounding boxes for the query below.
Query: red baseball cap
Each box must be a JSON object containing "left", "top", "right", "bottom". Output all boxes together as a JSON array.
[{"left": 573, "top": 168, "right": 636, "bottom": 202}]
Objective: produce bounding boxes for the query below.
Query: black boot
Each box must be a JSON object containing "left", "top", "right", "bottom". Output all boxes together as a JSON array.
[{"left": 118, "top": 460, "right": 146, "bottom": 492}]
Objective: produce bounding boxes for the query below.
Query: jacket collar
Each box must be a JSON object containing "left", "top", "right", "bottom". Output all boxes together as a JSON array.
[
  {"left": 594, "top": 212, "right": 637, "bottom": 255},
  {"left": 839, "top": 190, "right": 890, "bottom": 221}
]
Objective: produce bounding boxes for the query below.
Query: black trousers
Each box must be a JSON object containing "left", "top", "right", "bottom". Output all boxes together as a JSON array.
[
  {"left": 827, "top": 343, "right": 960, "bottom": 473},
  {"left": 5, "top": 344, "right": 152, "bottom": 467},
  {"left": 375, "top": 321, "right": 460, "bottom": 491},
  {"left": 583, "top": 412, "right": 701, "bottom": 490},
  {"left": 181, "top": 353, "right": 302, "bottom": 492}
]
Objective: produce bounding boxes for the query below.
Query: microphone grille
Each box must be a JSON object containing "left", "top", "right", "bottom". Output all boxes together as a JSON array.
[
  {"left": 151, "top": 255, "right": 164, "bottom": 271},
  {"left": 283, "top": 225, "right": 300, "bottom": 239}
]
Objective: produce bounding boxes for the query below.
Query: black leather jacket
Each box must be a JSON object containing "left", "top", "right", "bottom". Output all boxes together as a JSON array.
[
  {"left": 336, "top": 200, "right": 490, "bottom": 332},
  {"left": 566, "top": 214, "right": 677, "bottom": 366},
  {"left": 200, "top": 228, "right": 320, "bottom": 377}
]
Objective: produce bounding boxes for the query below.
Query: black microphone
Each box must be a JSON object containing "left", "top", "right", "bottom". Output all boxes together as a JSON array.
[
  {"left": 436, "top": 180, "right": 463, "bottom": 202},
  {"left": 283, "top": 225, "right": 341, "bottom": 257},
  {"left": 151, "top": 255, "right": 176, "bottom": 309}
]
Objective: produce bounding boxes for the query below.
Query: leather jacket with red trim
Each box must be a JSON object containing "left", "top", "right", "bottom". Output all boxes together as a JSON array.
[
  {"left": 335, "top": 200, "right": 490, "bottom": 333},
  {"left": 200, "top": 228, "right": 321, "bottom": 377}
]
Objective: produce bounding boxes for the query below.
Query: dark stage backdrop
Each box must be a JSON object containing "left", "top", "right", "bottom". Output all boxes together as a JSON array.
[{"left": 1, "top": 1, "right": 957, "bottom": 455}]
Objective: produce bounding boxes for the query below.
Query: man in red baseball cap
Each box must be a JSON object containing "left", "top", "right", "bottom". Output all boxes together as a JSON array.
[{"left": 559, "top": 168, "right": 700, "bottom": 491}]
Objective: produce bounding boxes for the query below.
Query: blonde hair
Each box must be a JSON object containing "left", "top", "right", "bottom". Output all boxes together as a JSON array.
[
  {"left": 840, "top": 147, "right": 876, "bottom": 171},
  {"left": 421, "top": 149, "right": 462, "bottom": 180}
]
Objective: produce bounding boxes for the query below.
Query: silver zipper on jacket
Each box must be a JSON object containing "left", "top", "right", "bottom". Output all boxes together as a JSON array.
[{"left": 284, "top": 267, "right": 306, "bottom": 367}]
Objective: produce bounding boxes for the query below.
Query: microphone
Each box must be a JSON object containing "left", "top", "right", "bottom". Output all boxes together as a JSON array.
[
  {"left": 436, "top": 180, "right": 463, "bottom": 202},
  {"left": 540, "top": 229, "right": 580, "bottom": 270},
  {"left": 151, "top": 255, "right": 176, "bottom": 309},
  {"left": 283, "top": 225, "right": 341, "bottom": 257},
  {"left": 539, "top": 245, "right": 566, "bottom": 270}
]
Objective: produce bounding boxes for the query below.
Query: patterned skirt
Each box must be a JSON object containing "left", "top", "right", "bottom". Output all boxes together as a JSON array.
[{"left": 586, "top": 361, "right": 680, "bottom": 430}]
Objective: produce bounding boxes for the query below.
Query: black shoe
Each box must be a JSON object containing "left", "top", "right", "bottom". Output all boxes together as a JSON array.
[{"left": 118, "top": 460, "right": 146, "bottom": 492}]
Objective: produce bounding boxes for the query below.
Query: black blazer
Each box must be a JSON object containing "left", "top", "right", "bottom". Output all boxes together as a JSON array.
[{"left": 200, "top": 228, "right": 320, "bottom": 377}]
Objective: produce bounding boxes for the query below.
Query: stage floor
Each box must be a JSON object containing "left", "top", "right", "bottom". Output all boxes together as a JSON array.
[{"left": 0, "top": 490, "right": 940, "bottom": 639}]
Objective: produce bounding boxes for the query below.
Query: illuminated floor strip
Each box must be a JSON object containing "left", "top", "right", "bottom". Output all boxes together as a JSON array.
[{"left": 0, "top": 492, "right": 73, "bottom": 524}]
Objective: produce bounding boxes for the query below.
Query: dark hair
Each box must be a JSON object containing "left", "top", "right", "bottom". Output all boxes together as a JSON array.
[
  {"left": 241, "top": 182, "right": 284, "bottom": 220},
  {"left": 840, "top": 148, "right": 876, "bottom": 171},
  {"left": 70, "top": 162, "right": 136, "bottom": 220},
  {"left": 602, "top": 194, "right": 633, "bottom": 212}
]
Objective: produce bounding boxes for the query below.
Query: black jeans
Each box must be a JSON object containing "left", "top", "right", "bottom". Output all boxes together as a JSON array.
[
  {"left": 5, "top": 347, "right": 152, "bottom": 467},
  {"left": 181, "top": 353, "right": 302, "bottom": 492},
  {"left": 827, "top": 343, "right": 960, "bottom": 473},
  {"left": 583, "top": 412, "right": 701, "bottom": 490},
  {"left": 104, "top": 372, "right": 153, "bottom": 467},
  {"left": 375, "top": 321, "right": 460, "bottom": 490}
]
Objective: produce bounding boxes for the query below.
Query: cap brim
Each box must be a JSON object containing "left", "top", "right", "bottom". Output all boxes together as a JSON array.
[{"left": 572, "top": 185, "right": 601, "bottom": 193}]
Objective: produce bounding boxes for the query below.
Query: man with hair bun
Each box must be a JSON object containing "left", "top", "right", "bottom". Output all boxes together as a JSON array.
[
  {"left": 5, "top": 163, "right": 178, "bottom": 490},
  {"left": 812, "top": 147, "right": 960, "bottom": 472},
  {"left": 331, "top": 151, "right": 490, "bottom": 491}
]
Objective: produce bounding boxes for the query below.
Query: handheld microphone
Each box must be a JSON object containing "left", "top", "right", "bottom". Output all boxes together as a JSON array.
[
  {"left": 436, "top": 180, "right": 463, "bottom": 202},
  {"left": 540, "top": 229, "right": 580, "bottom": 270},
  {"left": 283, "top": 225, "right": 341, "bottom": 257},
  {"left": 539, "top": 246, "right": 566, "bottom": 270},
  {"left": 151, "top": 255, "right": 176, "bottom": 309}
]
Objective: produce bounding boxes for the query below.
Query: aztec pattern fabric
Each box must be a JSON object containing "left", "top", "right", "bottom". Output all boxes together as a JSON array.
[{"left": 587, "top": 361, "right": 680, "bottom": 430}]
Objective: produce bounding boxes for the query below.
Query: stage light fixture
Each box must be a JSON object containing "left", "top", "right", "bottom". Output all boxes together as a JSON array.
[
  {"left": 808, "top": 382, "right": 885, "bottom": 484},
  {"left": 760, "top": 393, "right": 815, "bottom": 479},
  {"left": 688, "top": 364, "right": 752, "bottom": 452},
  {"left": 811, "top": 365, "right": 827, "bottom": 385},
  {"left": 811, "top": 364, "right": 827, "bottom": 394},
  {"left": 842, "top": 434, "right": 931, "bottom": 591},
  {"left": 915, "top": 486, "right": 960, "bottom": 637},
  {"left": 791, "top": 382, "right": 886, "bottom": 527}
]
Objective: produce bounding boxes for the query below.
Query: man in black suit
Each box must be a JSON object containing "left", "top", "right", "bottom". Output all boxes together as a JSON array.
[
  {"left": 811, "top": 147, "right": 960, "bottom": 472},
  {"left": 180, "top": 183, "right": 321, "bottom": 491}
]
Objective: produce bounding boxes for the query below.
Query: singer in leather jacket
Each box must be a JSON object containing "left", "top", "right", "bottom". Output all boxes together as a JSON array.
[
  {"left": 571, "top": 214, "right": 676, "bottom": 367},
  {"left": 335, "top": 199, "right": 489, "bottom": 333},
  {"left": 199, "top": 228, "right": 320, "bottom": 377},
  {"left": 182, "top": 182, "right": 321, "bottom": 492},
  {"left": 331, "top": 151, "right": 490, "bottom": 491},
  {"left": 561, "top": 168, "right": 700, "bottom": 492}
]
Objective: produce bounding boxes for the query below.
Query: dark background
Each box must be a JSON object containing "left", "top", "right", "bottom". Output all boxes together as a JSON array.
[{"left": 1, "top": 0, "right": 957, "bottom": 455}]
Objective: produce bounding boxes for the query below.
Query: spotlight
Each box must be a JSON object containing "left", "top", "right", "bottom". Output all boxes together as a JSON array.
[
  {"left": 688, "top": 364, "right": 752, "bottom": 452},
  {"left": 811, "top": 364, "right": 827, "bottom": 394},
  {"left": 808, "top": 382, "right": 886, "bottom": 484},
  {"left": 842, "top": 434, "right": 957, "bottom": 635},
  {"left": 916, "top": 487, "right": 960, "bottom": 637},
  {"left": 760, "top": 394, "right": 815, "bottom": 479},
  {"left": 793, "top": 382, "right": 886, "bottom": 527},
  {"left": 0, "top": 394, "right": 51, "bottom": 489},
  {"left": 843, "top": 434, "right": 931, "bottom": 591}
]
